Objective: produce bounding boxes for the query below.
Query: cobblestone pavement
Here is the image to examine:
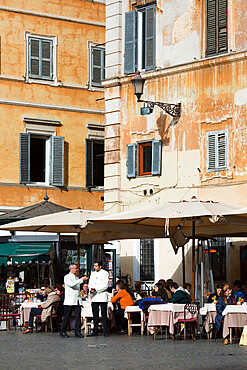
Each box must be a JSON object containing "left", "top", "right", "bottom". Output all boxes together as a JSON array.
[{"left": 0, "top": 331, "right": 247, "bottom": 370}]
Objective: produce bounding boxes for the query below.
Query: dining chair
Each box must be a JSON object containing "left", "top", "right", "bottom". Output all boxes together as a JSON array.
[{"left": 177, "top": 303, "right": 201, "bottom": 340}]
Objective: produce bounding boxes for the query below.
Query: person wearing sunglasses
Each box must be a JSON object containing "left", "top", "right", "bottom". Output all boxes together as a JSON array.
[{"left": 36, "top": 286, "right": 48, "bottom": 302}]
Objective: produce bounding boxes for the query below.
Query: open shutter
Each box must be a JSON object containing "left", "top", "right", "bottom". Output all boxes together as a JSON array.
[
  {"left": 207, "top": 0, "right": 217, "bottom": 56},
  {"left": 20, "top": 133, "right": 30, "bottom": 183},
  {"left": 207, "top": 132, "right": 216, "bottom": 171},
  {"left": 86, "top": 139, "right": 94, "bottom": 187},
  {"left": 29, "top": 38, "right": 40, "bottom": 76},
  {"left": 127, "top": 144, "right": 136, "bottom": 178},
  {"left": 218, "top": 0, "right": 228, "bottom": 53},
  {"left": 124, "top": 11, "right": 136, "bottom": 74},
  {"left": 41, "top": 39, "right": 52, "bottom": 78},
  {"left": 151, "top": 140, "right": 161, "bottom": 175},
  {"left": 50, "top": 136, "right": 64, "bottom": 186},
  {"left": 217, "top": 131, "right": 227, "bottom": 169},
  {"left": 145, "top": 5, "right": 156, "bottom": 71}
]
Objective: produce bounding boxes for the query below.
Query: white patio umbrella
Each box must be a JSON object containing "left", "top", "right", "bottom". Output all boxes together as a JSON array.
[
  {"left": 0, "top": 208, "right": 161, "bottom": 276},
  {"left": 86, "top": 198, "right": 247, "bottom": 300}
]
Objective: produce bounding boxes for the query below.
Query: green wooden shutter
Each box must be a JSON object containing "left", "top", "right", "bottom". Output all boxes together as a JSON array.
[
  {"left": 217, "top": 131, "right": 227, "bottom": 169},
  {"left": 86, "top": 139, "right": 94, "bottom": 187},
  {"left": 127, "top": 144, "right": 136, "bottom": 178},
  {"left": 218, "top": 0, "right": 228, "bottom": 53},
  {"left": 207, "top": 0, "right": 217, "bottom": 56},
  {"left": 20, "top": 133, "right": 30, "bottom": 183},
  {"left": 151, "top": 140, "right": 161, "bottom": 175},
  {"left": 207, "top": 130, "right": 227, "bottom": 171},
  {"left": 92, "top": 47, "right": 104, "bottom": 86},
  {"left": 145, "top": 5, "right": 156, "bottom": 71},
  {"left": 29, "top": 38, "right": 40, "bottom": 76},
  {"left": 124, "top": 11, "right": 136, "bottom": 74},
  {"left": 207, "top": 132, "right": 216, "bottom": 171},
  {"left": 41, "top": 40, "right": 52, "bottom": 78},
  {"left": 207, "top": 0, "right": 227, "bottom": 56},
  {"left": 50, "top": 136, "right": 64, "bottom": 186}
]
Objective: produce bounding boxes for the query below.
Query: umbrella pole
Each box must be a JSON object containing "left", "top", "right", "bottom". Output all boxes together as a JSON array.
[
  {"left": 192, "top": 220, "right": 196, "bottom": 302},
  {"left": 77, "top": 232, "right": 80, "bottom": 278},
  {"left": 182, "top": 245, "right": 185, "bottom": 284}
]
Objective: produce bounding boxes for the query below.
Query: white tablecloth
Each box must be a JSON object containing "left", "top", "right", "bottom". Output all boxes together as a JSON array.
[
  {"left": 148, "top": 303, "right": 185, "bottom": 313},
  {"left": 124, "top": 305, "right": 144, "bottom": 320},
  {"left": 222, "top": 305, "right": 247, "bottom": 316},
  {"left": 200, "top": 303, "right": 216, "bottom": 316}
]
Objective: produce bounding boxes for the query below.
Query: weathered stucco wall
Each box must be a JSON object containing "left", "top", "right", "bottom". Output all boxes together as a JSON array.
[
  {"left": 0, "top": 0, "right": 105, "bottom": 209},
  {"left": 104, "top": 0, "right": 247, "bottom": 281}
]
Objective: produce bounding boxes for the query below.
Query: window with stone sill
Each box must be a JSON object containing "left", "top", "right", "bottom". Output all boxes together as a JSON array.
[{"left": 127, "top": 140, "right": 161, "bottom": 178}]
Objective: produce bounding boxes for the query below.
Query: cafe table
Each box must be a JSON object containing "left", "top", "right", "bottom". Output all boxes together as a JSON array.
[
  {"left": 20, "top": 302, "right": 40, "bottom": 326},
  {"left": 222, "top": 304, "right": 247, "bottom": 343},
  {"left": 124, "top": 305, "right": 144, "bottom": 336},
  {"left": 147, "top": 303, "right": 192, "bottom": 340},
  {"left": 200, "top": 303, "right": 217, "bottom": 339},
  {"left": 82, "top": 300, "right": 114, "bottom": 335}
]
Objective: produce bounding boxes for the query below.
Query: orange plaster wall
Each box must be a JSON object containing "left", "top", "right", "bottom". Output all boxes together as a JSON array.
[{"left": 0, "top": 1, "right": 105, "bottom": 210}]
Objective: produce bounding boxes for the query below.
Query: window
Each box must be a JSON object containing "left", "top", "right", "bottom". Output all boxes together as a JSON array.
[
  {"left": 210, "top": 237, "right": 226, "bottom": 281},
  {"left": 26, "top": 33, "right": 57, "bottom": 81},
  {"left": 140, "top": 239, "right": 154, "bottom": 281},
  {"left": 85, "top": 139, "right": 104, "bottom": 188},
  {"left": 91, "top": 47, "right": 105, "bottom": 87},
  {"left": 206, "top": 0, "right": 228, "bottom": 56},
  {"left": 20, "top": 133, "right": 64, "bottom": 186},
  {"left": 206, "top": 130, "right": 228, "bottom": 172},
  {"left": 127, "top": 140, "right": 161, "bottom": 178},
  {"left": 124, "top": 5, "right": 155, "bottom": 74}
]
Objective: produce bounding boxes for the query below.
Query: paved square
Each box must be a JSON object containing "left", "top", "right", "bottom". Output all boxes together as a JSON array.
[{"left": 0, "top": 331, "right": 247, "bottom": 369}]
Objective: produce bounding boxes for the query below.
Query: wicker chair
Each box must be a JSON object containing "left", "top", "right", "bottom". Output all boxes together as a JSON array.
[{"left": 177, "top": 303, "right": 201, "bottom": 340}]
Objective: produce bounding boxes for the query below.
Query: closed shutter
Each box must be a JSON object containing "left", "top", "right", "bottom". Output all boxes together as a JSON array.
[
  {"left": 127, "top": 144, "right": 136, "bottom": 178},
  {"left": 50, "top": 136, "right": 64, "bottom": 186},
  {"left": 218, "top": 0, "right": 228, "bottom": 53},
  {"left": 41, "top": 40, "right": 52, "bottom": 78},
  {"left": 207, "top": 0, "right": 217, "bottom": 55},
  {"left": 29, "top": 38, "right": 52, "bottom": 78},
  {"left": 151, "top": 140, "right": 161, "bottom": 175},
  {"left": 86, "top": 139, "right": 94, "bottom": 187},
  {"left": 145, "top": 5, "right": 156, "bottom": 71},
  {"left": 20, "top": 133, "right": 30, "bottom": 183},
  {"left": 217, "top": 131, "right": 227, "bottom": 169},
  {"left": 29, "top": 38, "right": 40, "bottom": 76},
  {"left": 207, "top": 0, "right": 227, "bottom": 56},
  {"left": 207, "top": 130, "right": 227, "bottom": 171},
  {"left": 207, "top": 133, "right": 216, "bottom": 171},
  {"left": 92, "top": 48, "right": 103, "bottom": 86},
  {"left": 124, "top": 11, "right": 136, "bottom": 74}
]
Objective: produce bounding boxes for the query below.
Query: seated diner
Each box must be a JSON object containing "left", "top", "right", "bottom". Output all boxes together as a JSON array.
[
  {"left": 215, "top": 283, "right": 236, "bottom": 344},
  {"left": 111, "top": 281, "right": 134, "bottom": 333},
  {"left": 170, "top": 282, "right": 191, "bottom": 304}
]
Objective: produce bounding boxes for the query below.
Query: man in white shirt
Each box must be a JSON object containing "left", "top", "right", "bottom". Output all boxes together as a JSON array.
[
  {"left": 60, "top": 264, "right": 88, "bottom": 338},
  {"left": 88, "top": 260, "right": 109, "bottom": 337}
]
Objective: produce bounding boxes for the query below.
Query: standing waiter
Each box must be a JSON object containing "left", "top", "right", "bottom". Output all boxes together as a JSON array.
[
  {"left": 60, "top": 264, "right": 88, "bottom": 338},
  {"left": 88, "top": 260, "right": 109, "bottom": 337}
]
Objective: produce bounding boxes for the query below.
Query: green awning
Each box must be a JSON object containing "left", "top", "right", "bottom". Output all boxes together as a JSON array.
[{"left": 0, "top": 243, "right": 53, "bottom": 266}]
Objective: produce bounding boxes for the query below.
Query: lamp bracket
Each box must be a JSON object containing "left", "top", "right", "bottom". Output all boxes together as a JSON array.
[{"left": 139, "top": 100, "right": 181, "bottom": 118}]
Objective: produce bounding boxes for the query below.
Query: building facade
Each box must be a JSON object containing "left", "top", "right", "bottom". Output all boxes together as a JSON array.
[
  {"left": 0, "top": 0, "right": 106, "bottom": 211},
  {"left": 104, "top": 0, "right": 247, "bottom": 287}
]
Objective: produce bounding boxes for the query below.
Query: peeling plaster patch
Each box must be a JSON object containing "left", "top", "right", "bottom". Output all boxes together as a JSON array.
[
  {"left": 234, "top": 88, "right": 247, "bottom": 106},
  {"left": 162, "top": 31, "right": 199, "bottom": 67},
  {"left": 162, "top": 3, "right": 174, "bottom": 26},
  {"left": 182, "top": 132, "right": 186, "bottom": 151},
  {"left": 171, "top": 124, "right": 176, "bottom": 151},
  {"left": 146, "top": 114, "right": 156, "bottom": 132},
  {"left": 179, "top": 0, "right": 189, "bottom": 16}
]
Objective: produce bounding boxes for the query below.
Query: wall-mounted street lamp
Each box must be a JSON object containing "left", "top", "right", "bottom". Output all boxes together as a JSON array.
[{"left": 131, "top": 71, "right": 181, "bottom": 118}]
